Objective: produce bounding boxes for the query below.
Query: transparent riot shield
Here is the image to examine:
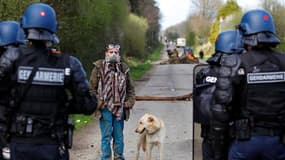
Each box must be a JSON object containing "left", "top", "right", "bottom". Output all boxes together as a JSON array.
[{"left": 192, "top": 64, "right": 211, "bottom": 160}]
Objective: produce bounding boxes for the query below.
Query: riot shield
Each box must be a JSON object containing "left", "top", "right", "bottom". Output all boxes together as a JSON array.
[
  {"left": 193, "top": 64, "right": 216, "bottom": 124},
  {"left": 192, "top": 64, "right": 213, "bottom": 160}
]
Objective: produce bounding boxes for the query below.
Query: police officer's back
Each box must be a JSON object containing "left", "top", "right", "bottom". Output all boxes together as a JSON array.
[
  {"left": 0, "top": 3, "right": 97, "bottom": 160},
  {"left": 194, "top": 30, "right": 243, "bottom": 160},
  {"left": 212, "top": 9, "right": 285, "bottom": 160}
]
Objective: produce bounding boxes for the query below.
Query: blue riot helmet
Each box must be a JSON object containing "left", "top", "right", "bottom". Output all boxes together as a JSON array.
[
  {"left": 0, "top": 21, "right": 26, "bottom": 47},
  {"left": 238, "top": 9, "right": 280, "bottom": 46},
  {"left": 17, "top": 25, "right": 26, "bottom": 44},
  {"left": 215, "top": 30, "right": 243, "bottom": 54},
  {"left": 20, "top": 3, "right": 59, "bottom": 44}
]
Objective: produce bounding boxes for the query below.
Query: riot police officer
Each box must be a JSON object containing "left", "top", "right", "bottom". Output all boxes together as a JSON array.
[
  {"left": 0, "top": 3, "right": 97, "bottom": 160},
  {"left": 194, "top": 30, "right": 243, "bottom": 160},
  {"left": 0, "top": 21, "right": 25, "bottom": 159},
  {"left": 211, "top": 9, "right": 285, "bottom": 160}
]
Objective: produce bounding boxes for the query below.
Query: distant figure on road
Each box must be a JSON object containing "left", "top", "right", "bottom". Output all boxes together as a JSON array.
[
  {"left": 183, "top": 46, "right": 191, "bottom": 56},
  {"left": 173, "top": 48, "right": 179, "bottom": 58},
  {"left": 199, "top": 49, "right": 204, "bottom": 59},
  {"left": 89, "top": 44, "right": 136, "bottom": 160},
  {"left": 166, "top": 48, "right": 172, "bottom": 59}
]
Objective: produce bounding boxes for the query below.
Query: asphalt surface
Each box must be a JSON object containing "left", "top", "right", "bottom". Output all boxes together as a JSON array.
[{"left": 70, "top": 48, "right": 203, "bottom": 160}]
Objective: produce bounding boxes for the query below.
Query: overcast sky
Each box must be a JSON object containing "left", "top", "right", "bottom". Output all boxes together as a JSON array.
[{"left": 156, "top": 0, "right": 262, "bottom": 30}]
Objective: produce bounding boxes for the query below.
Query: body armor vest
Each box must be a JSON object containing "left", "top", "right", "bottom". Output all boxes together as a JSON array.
[
  {"left": 10, "top": 46, "right": 71, "bottom": 139},
  {"left": 238, "top": 49, "right": 285, "bottom": 128}
]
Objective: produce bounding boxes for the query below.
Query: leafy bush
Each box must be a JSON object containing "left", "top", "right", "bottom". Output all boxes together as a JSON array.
[{"left": 123, "top": 14, "right": 149, "bottom": 58}]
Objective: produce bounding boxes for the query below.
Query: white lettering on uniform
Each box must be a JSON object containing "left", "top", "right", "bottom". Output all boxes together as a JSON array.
[
  {"left": 247, "top": 72, "right": 285, "bottom": 84},
  {"left": 205, "top": 76, "right": 217, "bottom": 83},
  {"left": 34, "top": 71, "right": 64, "bottom": 82},
  {"left": 18, "top": 66, "right": 65, "bottom": 86},
  {"left": 65, "top": 68, "right": 71, "bottom": 76},
  {"left": 19, "top": 69, "right": 31, "bottom": 80}
]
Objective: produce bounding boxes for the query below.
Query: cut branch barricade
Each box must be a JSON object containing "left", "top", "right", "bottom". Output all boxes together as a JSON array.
[
  {"left": 160, "top": 55, "right": 199, "bottom": 65},
  {"left": 135, "top": 93, "right": 192, "bottom": 101}
]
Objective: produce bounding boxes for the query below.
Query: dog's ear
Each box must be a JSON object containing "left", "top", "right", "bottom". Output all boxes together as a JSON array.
[
  {"left": 148, "top": 116, "right": 154, "bottom": 123},
  {"left": 145, "top": 116, "right": 161, "bottom": 134}
]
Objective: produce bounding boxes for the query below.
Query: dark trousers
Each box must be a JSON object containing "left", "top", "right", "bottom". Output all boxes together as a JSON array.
[
  {"left": 229, "top": 136, "right": 285, "bottom": 160},
  {"left": 10, "top": 142, "right": 69, "bottom": 160},
  {"left": 202, "top": 138, "right": 229, "bottom": 160},
  {"left": 202, "top": 139, "right": 215, "bottom": 160}
]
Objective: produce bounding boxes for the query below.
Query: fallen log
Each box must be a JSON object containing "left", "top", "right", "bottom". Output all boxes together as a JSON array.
[
  {"left": 159, "top": 56, "right": 199, "bottom": 65},
  {"left": 135, "top": 93, "right": 192, "bottom": 101}
]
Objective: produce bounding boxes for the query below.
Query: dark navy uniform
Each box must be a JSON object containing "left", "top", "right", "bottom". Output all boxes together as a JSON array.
[
  {"left": 227, "top": 48, "right": 285, "bottom": 160},
  {"left": 211, "top": 9, "right": 285, "bottom": 160},
  {"left": 0, "top": 43, "right": 96, "bottom": 160},
  {"left": 194, "top": 30, "right": 243, "bottom": 160},
  {"left": 0, "top": 3, "right": 97, "bottom": 160}
]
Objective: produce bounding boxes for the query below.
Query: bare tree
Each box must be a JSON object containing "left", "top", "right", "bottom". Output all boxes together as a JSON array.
[
  {"left": 189, "top": 15, "right": 211, "bottom": 40},
  {"left": 191, "top": 0, "right": 223, "bottom": 20},
  {"left": 188, "top": 0, "right": 223, "bottom": 43}
]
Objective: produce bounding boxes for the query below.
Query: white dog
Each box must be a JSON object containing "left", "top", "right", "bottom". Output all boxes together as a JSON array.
[{"left": 135, "top": 113, "right": 166, "bottom": 160}]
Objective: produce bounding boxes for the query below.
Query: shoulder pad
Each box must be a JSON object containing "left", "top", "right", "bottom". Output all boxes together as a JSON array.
[
  {"left": 272, "top": 50, "right": 285, "bottom": 69},
  {"left": 2, "top": 46, "right": 22, "bottom": 61},
  {"left": 220, "top": 54, "right": 242, "bottom": 77},
  {"left": 0, "top": 46, "right": 21, "bottom": 79},
  {"left": 207, "top": 52, "right": 222, "bottom": 65},
  {"left": 69, "top": 56, "right": 82, "bottom": 68},
  {"left": 220, "top": 54, "right": 241, "bottom": 67}
]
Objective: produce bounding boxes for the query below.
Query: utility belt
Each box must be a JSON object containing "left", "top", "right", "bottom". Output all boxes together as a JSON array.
[
  {"left": 11, "top": 115, "right": 53, "bottom": 137},
  {"left": 232, "top": 118, "right": 285, "bottom": 144},
  {"left": 201, "top": 124, "right": 230, "bottom": 146},
  {"left": 10, "top": 114, "right": 74, "bottom": 148}
]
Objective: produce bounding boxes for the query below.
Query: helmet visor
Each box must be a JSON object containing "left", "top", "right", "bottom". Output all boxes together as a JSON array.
[{"left": 26, "top": 28, "right": 59, "bottom": 44}]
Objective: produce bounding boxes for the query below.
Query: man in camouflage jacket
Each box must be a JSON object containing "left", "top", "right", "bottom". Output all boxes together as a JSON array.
[{"left": 89, "top": 44, "right": 135, "bottom": 160}]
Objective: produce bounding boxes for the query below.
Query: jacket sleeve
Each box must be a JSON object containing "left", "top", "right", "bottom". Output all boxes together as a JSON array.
[
  {"left": 0, "top": 47, "right": 21, "bottom": 138},
  {"left": 211, "top": 54, "right": 241, "bottom": 123},
  {"left": 89, "top": 60, "right": 102, "bottom": 95},
  {"left": 0, "top": 47, "right": 20, "bottom": 80},
  {"left": 209, "top": 54, "right": 242, "bottom": 160},
  {"left": 68, "top": 56, "right": 97, "bottom": 115},
  {"left": 122, "top": 63, "right": 136, "bottom": 108}
]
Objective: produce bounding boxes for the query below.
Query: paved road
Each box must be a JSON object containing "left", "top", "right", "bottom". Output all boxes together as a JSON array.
[
  {"left": 70, "top": 48, "right": 203, "bottom": 160},
  {"left": 124, "top": 63, "right": 194, "bottom": 160}
]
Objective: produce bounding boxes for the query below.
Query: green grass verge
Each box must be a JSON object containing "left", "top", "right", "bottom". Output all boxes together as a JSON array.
[
  {"left": 129, "top": 62, "right": 152, "bottom": 80},
  {"left": 128, "top": 45, "right": 162, "bottom": 80},
  {"left": 72, "top": 114, "right": 94, "bottom": 130},
  {"left": 72, "top": 45, "right": 163, "bottom": 129}
]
